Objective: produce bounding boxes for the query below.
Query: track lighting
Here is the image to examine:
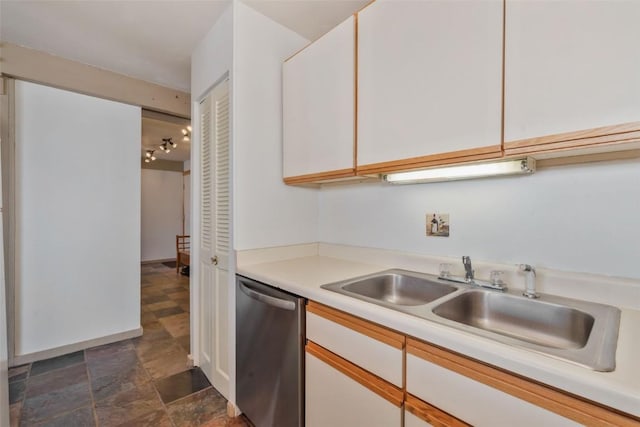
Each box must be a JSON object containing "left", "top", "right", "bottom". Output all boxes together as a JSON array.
[
  {"left": 144, "top": 150, "right": 157, "bottom": 163},
  {"left": 182, "top": 125, "right": 192, "bottom": 142},
  {"left": 160, "top": 137, "right": 176, "bottom": 153}
]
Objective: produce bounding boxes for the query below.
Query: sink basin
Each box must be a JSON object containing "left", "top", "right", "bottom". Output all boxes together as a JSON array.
[
  {"left": 432, "top": 290, "right": 594, "bottom": 349},
  {"left": 431, "top": 289, "right": 620, "bottom": 371},
  {"left": 322, "top": 270, "right": 458, "bottom": 307},
  {"left": 322, "top": 269, "right": 621, "bottom": 371}
]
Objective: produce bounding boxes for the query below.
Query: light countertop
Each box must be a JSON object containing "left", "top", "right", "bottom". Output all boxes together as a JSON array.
[{"left": 237, "top": 253, "right": 640, "bottom": 417}]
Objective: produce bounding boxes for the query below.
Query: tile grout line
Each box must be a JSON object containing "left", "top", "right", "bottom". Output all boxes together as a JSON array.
[{"left": 84, "top": 349, "right": 100, "bottom": 427}]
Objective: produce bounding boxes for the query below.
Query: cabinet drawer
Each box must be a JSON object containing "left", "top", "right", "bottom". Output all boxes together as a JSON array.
[
  {"left": 306, "top": 341, "right": 402, "bottom": 427},
  {"left": 307, "top": 301, "right": 404, "bottom": 387},
  {"left": 406, "top": 338, "right": 640, "bottom": 427},
  {"left": 407, "top": 352, "right": 577, "bottom": 426}
]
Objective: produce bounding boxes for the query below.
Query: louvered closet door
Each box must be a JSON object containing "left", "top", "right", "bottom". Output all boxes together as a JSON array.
[{"left": 198, "top": 79, "right": 230, "bottom": 398}]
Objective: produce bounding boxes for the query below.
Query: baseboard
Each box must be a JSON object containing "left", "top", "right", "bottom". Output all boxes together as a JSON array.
[
  {"left": 227, "top": 401, "right": 242, "bottom": 417},
  {"left": 141, "top": 258, "right": 176, "bottom": 264},
  {"left": 10, "top": 327, "right": 143, "bottom": 367}
]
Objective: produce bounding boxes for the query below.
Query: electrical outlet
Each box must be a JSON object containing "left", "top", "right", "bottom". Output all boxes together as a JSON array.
[{"left": 426, "top": 213, "right": 449, "bottom": 237}]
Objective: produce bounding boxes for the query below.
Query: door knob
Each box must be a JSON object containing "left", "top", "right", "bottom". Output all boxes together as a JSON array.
[{"left": 211, "top": 256, "right": 218, "bottom": 265}]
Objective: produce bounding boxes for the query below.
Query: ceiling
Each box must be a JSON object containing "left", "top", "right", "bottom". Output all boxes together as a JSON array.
[
  {"left": 0, "top": 0, "right": 368, "bottom": 93},
  {"left": 0, "top": 0, "right": 368, "bottom": 165}
]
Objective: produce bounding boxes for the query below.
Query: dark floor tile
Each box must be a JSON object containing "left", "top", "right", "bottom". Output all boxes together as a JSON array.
[
  {"left": 153, "top": 306, "right": 185, "bottom": 318},
  {"left": 34, "top": 405, "right": 96, "bottom": 427},
  {"left": 21, "top": 381, "right": 91, "bottom": 424},
  {"left": 26, "top": 363, "right": 88, "bottom": 398},
  {"left": 9, "top": 380, "right": 26, "bottom": 404},
  {"left": 9, "top": 365, "right": 30, "bottom": 383},
  {"left": 155, "top": 368, "right": 211, "bottom": 404},
  {"left": 176, "top": 335, "right": 191, "bottom": 353},
  {"left": 142, "top": 294, "right": 170, "bottom": 304},
  {"left": 94, "top": 381, "right": 163, "bottom": 427},
  {"left": 85, "top": 339, "right": 134, "bottom": 362},
  {"left": 90, "top": 360, "right": 149, "bottom": 402},
  {"left": 167, "top": 387, "right": 227, "bottom": 427},
  {"left": 117, "top": 409, "right": 173, "bottom": 427},
  {"left": 30, "top": 351, "right": 84, "bottom": 377},
  {"left": 87, "top": 348, "right": 139, "bottom": 381}
]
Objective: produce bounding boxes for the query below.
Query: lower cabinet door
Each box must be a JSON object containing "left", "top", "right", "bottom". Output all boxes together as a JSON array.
[
  {"left": 305, "top": 341, "right": 402, "bottom": 427},
  {"left": 405, "top": 410, "right": 432, "bottom": 427}
]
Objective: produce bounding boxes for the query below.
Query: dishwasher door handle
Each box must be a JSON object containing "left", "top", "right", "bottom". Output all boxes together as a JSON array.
[{"left": 239, "top": 282, "right": 296, "bottom": 311}]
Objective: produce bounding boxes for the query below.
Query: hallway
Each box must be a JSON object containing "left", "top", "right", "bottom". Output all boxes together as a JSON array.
[{"left": 8, "top": 263, "right": 249, "bottom": 426}]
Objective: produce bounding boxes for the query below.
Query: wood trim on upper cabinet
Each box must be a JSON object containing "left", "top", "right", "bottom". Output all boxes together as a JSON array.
[
  {"left": 504, "top": 122, "right": 640, "bottom": 155},
  {"left": 407, "top": 338, "right": 640, "bottom": 426},
  {"left": 405, "top": 393, "right": 470, "bottom": 427},
  {"left": 356, "top": 145, "right": 503, "bottom": 175},
  {"left": 306, "top": 341, "right": 404, "bottom": 407},
  {"left": 307, "top": 301, "right": 405, "bottom": 350},
  {"left": 283, "top": 168, "right": 356, "bottom": 185}
]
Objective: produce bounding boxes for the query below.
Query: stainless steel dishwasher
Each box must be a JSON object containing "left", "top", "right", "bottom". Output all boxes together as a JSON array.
[{"left": 236, "top": 275, "right": 305, "bottom": 427}]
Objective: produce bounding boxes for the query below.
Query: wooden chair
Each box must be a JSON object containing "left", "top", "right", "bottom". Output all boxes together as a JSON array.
[{"left": 176, "top": 235, "right": 190, "bottom": 274}]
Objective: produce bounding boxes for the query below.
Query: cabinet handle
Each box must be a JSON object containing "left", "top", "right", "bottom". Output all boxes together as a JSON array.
[{"left": 211, "top": 256, "right": 218, "bottom": 265}]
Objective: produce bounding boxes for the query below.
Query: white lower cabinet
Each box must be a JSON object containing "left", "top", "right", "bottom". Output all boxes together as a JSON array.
[
  {"left": 407, "top": 348, "right": 579, "bottom": 427},
  {"left": 305, "top": 343, "right": 402, "bottom": 427},
  {"left": 405, "top": 410, "right": 431, "bottom": 427},
  {"left": 302, "top": 301, "right": 636, "bottom": 426}
]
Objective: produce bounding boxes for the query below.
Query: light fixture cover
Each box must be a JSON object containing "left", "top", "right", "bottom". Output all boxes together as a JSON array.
[{"left": 383, "top": 158, "right": 536, "bottom": 184}]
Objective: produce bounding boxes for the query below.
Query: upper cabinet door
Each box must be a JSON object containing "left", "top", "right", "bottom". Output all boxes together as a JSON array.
[
  {"left": 504, "top": 1, "right": 640, "bottom": 154},
  {"left": 357, "top": 0, "right": 503, "bottom": 174},
  {"left": 283, "top": 16, "right": 356, "bottom": 184}
]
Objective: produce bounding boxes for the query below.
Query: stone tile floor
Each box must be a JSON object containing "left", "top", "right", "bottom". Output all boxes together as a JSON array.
[{"left": 8, "top": 263, "right": 251, "bottom": 427}]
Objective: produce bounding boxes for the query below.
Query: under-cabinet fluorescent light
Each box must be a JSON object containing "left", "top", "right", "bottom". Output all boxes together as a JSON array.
[{"left": 383, "top": 157, "right": 536, "bottom": 184}]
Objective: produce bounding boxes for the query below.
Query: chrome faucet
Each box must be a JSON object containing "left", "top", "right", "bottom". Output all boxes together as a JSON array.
[
  {"left": 462, "top": 256, "right": 474, "bottom": 282},
  {"left": 439, "top": 256, "right": 506, "bottom": 291},
  {"left": 519, "top": 264, "right": 539, "bottom": 298}
]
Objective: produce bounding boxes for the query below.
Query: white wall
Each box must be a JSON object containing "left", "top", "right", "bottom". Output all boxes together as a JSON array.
[
  {"left": 233, "top": 1, "right": 317, "bottom": 250},
  {"left": 319, "top": 159, "right": 640, "bottom": 279},
  {"left": 192, "top": 5, "right": 234, "bottom": 103},
  {"left": 15, "top": 81, "right": 141, "bottom": 356},
  {"left": 141, "top": 169, "right": 184, "bottom": 262}
]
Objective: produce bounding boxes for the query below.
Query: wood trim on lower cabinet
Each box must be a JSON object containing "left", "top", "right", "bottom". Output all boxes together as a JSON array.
[
  {"left": 504, "top": 122, "right": 640, "bottom": 155},
  {"left": 283, "top": 168, "right": 356, "bottom": 185},
  {"left": 407, "top": 338, "right": 640, "bottom": 427},
  {"left": 307, "top": 301, "right": 405, "bottom": 350},
  {"left": 356, "top": 145, "right": 503, "bottom": 175},
  {"left": 306, "top": 341, "right": 404, "bottom": 407},
  {"left": 405, "top": 394, "right": 470, "bottom": 427}
]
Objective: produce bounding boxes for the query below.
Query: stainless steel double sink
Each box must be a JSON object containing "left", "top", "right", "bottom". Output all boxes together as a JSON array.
[{"left": 321, "top": 269, "right": 621, "bottom": 372}]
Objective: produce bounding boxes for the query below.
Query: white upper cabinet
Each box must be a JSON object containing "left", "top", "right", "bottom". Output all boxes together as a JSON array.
[
  {"left": 357, "top": 0, "right": 503, "bottom": 174},
  {"left": 283, "top": 15, "right": 355, "bottom": 183},
  {"left": 504, "top": 0, "right": 640, "bottom": 149}
]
